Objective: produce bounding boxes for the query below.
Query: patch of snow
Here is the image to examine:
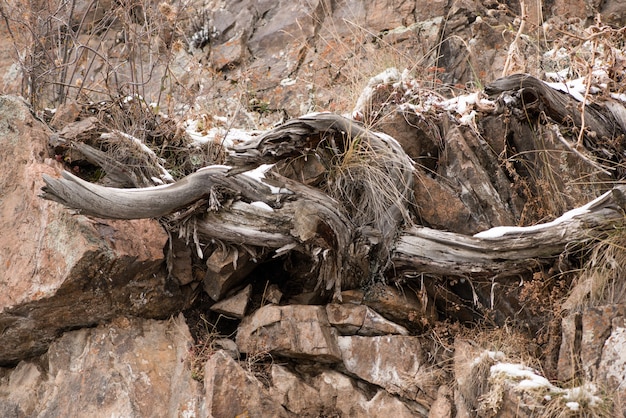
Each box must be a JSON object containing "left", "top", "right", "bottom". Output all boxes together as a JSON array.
[
  {"left": 301, "top": 111, "right": 333, "bottom": 118},
  {"left": 122, "top": 94, "right": 144, "bottom": 104},
  {"left": 441, "top": 92, "right": 478, "bottom": 114},
  {"left": 545, "top": 78, "right": 587, "bottom": 102},
  {"left": 353, "top": 68, "right": 403, "bottom": 118},
  {"left": 491, "top": 361, "right": 604, "bottom": 408},
  {"left": 189, "top": 126, "right": 251, "bottom": 148},
  {"left": 566, "top": 402, "right": 580, "bottom": 411},
  {"left": 242, "top": 164, "right": 291, "bottom": 195},
  {"left": 250, "top": 201, "right": 274, "bottom": 212},
  {"left": 184, "top": 117, "right": 260, "bottom": 149},
  {"left": 242, "top": 164, "right": 274, "bottom": 183},
  {"left": 490, "top": 363, "right": 552, "bottom": 389},
  {"left": 197, "top": 164, "right": 232, "bottom": 171},
  {"left": 439, "top": 92, "right": 494, "bottom": 126},
  {"left": 280, "top": 77, "right": 297, "bottom": 86},
  {"left": 545, "top": 69, "right": 570, "bottom": 81},
  {"left": 458, "top": 110, "right": 477, "bottom": 126},
  {"left": 562, "top": 383, "right": 603, "bottom": 407},
  {"left": 470, "top": 350, "right": 505, "bottom": 368},
  {"left": 611, "top": 93, "right": 626, "bottom": 103}
]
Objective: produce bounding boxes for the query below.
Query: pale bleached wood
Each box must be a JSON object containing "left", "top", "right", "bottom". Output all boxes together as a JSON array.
[
  {"left": 41, "top": 165, "right": 279, "bottom": 219},
  {"left": 392, "top": 187, "right": 626, "bottom": 277},
  {"left": 40, "top": 109, "right": 626, "bottom": 295},
  {"left": 41, "top": 166, "right": 626, "bottom": 281}
]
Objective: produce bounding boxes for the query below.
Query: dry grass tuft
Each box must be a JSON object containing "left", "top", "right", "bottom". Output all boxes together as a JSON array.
[
  {"left": 564, "top": 229, "right": 626, "bottom": 310},
  {"left": 188, "top": 314, "right": 220, "bottom": 382},
  {"left": 324, "top": 131, "right": 414, "bottom": 229}
]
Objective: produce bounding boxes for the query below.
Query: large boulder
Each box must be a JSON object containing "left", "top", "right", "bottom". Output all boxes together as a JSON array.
[{"left": 337, "top": 335, "right": 436, "bottom": 402}]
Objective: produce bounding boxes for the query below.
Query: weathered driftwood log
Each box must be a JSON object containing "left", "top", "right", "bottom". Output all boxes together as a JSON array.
[
  {"left": 485, "top": 74, "right": 624, "bottom": 149},
  {"left": 40, "top": 102, "right": 626, "bottom": 300},
  {"left": 227, "top": 112, "right": 415, "bottom": 264},
  {"left": 41, "top": 164, "right": 626, "bottom": 284},
  {"left": 393, "top": 188, "right": 626, "bottom": 278}
]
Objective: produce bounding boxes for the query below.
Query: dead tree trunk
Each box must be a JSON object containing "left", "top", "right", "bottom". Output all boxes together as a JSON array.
[
  {"left": 43, "top": 166, "right": 626, "bottom": 268},
  {"left": 41, "top": 76, "right": 626, "bottom": 302}
]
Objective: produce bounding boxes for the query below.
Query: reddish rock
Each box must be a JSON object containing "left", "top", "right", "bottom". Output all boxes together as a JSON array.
[
  {"left": 270, "top": 364, "right": 323, "bottom": 415},
  {"left": 557, "top": 312, "right": 582, "bottom": 382},
  {"left": 340, "top": 289, "right": 365, "bottom": 304},
  {"left": 49, "top": 101, "right": 81, "bottom": 130},
  {"left": 581, "top": 306, "right": 617, "bottom": 380},
  {"left": 453, "top": 340, "right": 499, "bottom": 414},
  {"left": 326, "top": 303, "right": 409, "bottom": 336},
  {"left": 203, "top": 246, "right": 258, "bottom": 301},
  {"left": 364, "top": 282, "right": 437, "bottom": 329},
  {"left": 558, "top": 305, "right": 626, "bottom": 384},
  {"left": 262, "top": 283, "right": 283, "bottom": 305},
  {"left": 210, "top": 284, "right": 252, "bottom": 319},
  {"left": 0, "top": 95, "right": 186, "bottom": 364},
  {"left": 210, "top": 33, "right": 247, "bottom": 71},
  {"left": 413, "top": 172, "right": 488, "bottom": 234},
  {"left": 311, "top": 369, "right": 423, "bottom": 417},
  {"left": 204, "top": 350, "right": 291, "bottom": 417},
  {"left": 337, "top": 335, "right": 435, "bottom": 401},
  {"left": 236, "top": 304, "right": 342, "bottom": 363},
  {"left": 312, "top": 370, "right": 369, "bottom": 416},
  {"left": 439, "top": 125, "right": 516, "bottom": 228},
  {"left": 429, "top": 385, "right": 453, "bottom": 418},
  {"left": 0, "top": 362, "right": 44, "bottom": 417},
  {"left": 0, "top": 315, "right": 202, "bottom": 417},
  {"left": 168, "top": 236, "right": 194, "bottom": 285}
]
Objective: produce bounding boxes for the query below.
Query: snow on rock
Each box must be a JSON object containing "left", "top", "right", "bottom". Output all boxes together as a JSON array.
[
  {"left": 489, "top": 361, "right": 604, "bottom": 408},
  {"left": 542, "top": 42, "right": 626, "bottom": 104},
  {"left": 352, "top": 67, "right": 495, "bottom": 127},
  {"left": 490, "top": 362, "right": 552, "bottom": 389},
  {"left": 352, "top": 67, "right": 403, "bottom": 120}
]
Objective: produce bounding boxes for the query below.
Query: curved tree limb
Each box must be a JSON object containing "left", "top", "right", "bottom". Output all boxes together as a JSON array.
[
  {"left": 41, "top": 165, "right": 283, "bottom": 219},
  {"left": 392, "top": 197, "right": 625, "bottom": 278},
  {"left": 485, "top": 73, "right": 621, "bottom": 142},
  {"left": 40, "top": 166, "right": 626, "bottom": 282}
]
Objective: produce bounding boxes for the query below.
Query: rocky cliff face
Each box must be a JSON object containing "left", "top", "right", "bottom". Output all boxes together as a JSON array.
[{"left": 1, "top": 0, "right": 626, "bottom": 417}]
